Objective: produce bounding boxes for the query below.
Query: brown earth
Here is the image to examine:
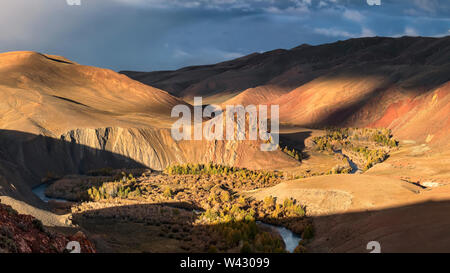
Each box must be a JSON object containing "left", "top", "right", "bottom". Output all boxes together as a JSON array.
[
  {"left": 0, "top": 51, "right": 298, "bottom": 205},
  {"left": 309, "top": 184, "right": 450, "bottom": 253},
  {"left": 247, "top": 174, "right": 423, "bottom": 216},
  {"left": 276, "top": 77, "right": 450, "bottom": 149},
  {"left": 247, "top": 173, "right": 450, "bottom": 252},
  {"left": 366, "top": 142, "right": 450, "bottom": 186},
  {"left": 222, "top": 85, "right": 291, "bottom": 106},
  {"left": 0, "top": 199, "right": 95, "bottom": 253},
  {"left": 124, "top": 36, "right": 450, "bottom": 149},
  {"left": 0, "top": 51, "right": 186, "bottom": 135}
]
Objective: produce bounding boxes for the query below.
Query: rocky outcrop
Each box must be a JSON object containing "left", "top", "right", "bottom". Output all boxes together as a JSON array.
[
  {"left": 60, "top": 127, "right": 297, "bottom": 171},
  {"left": 0, "top": 200, "right": 95, "bottom": 253},
  {"left": 0, "top": 127, "right": 299, "bottom": 203}
]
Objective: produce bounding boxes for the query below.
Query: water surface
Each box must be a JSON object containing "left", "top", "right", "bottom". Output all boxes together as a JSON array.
[
  {"left": 257, "top": 221, "right": 302, "bottom": 253},
  {"left": 32, "top": 184, "right": 69, "bottom": 203}
]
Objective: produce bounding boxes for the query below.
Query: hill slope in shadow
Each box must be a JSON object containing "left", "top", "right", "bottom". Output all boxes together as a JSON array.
[{"left": 122, "top": 36, "right": 450, "bottom": 148}]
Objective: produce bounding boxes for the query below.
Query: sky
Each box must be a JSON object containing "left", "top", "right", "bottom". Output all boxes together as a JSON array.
[{"left": 0, "top": 0, "right": 449, "bottom": 71}]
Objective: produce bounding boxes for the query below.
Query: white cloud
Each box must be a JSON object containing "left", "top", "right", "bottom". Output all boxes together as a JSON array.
[
  {"left": 318, "top": 1, "right": 328, "bottom": 8},
  {"left": 314, "top": 26, "right": 376, "bottom": 38},
  {"left": 173, "top": 49, "right": 192, "bottom": 58},
  {"left": 314, "top": 27, "right": 354, "bottom": 38},
  {"left": 343, "top": 9, "right": 364, "bottom": 22},
  {"left": 0, "top": 0, "right": 448, "bottom": 72},
  {"left": 113, "top": 0, "right": 314, "bottom": 13},
  {"left": 221, "top": 51, "right": 244, "bottom": 59},
  {"left": 404, "top": 27, "right": 419, "bottom": 36},
  {"left": 361, "top": 27, "right": 376, "bottom": 37},
  {"left": 392, "top": 27, "right": 420, "bottom": 37},
  {"left": 171, "top": 47, "right": 244, "bottom": 62}
]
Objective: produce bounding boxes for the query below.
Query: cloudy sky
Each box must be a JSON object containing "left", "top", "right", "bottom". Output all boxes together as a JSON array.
[{"left": 0, "top": 0, "right": 449, "bottom": 71}]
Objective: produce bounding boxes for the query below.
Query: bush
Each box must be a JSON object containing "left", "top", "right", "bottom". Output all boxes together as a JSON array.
[
  {"left": 264, "top": 196, "right": 276, "bottom": 209},
  {"left": 5, "top": 206, "right": 18, "bottom": 216},
  {"left": 208, "top": 245, "right": 218, "bottom": 253},
  {"left": 240, "top": 241, "right": 252, "bottom": 253},
  {"left": 87, "top": 179, "right": 139, "bottom": 201},
  {"left": 371, "top": 130, "right": 398, "bottom": 147},
  {"left": 302, "top": 224, "right": 314, "bottom": 240},
  {"left": 281, "top": 146, "right": 302, "bottom": 161},
  {"left": 164, "top": 163, "right": 283, "bottom": 185},
  {"left": 163, "top": 187, "right": 174, "bottom": 198},
  {"left": 32, "top": 219, "right": 45, "bottom": 232},
  {"left": 220, "top": 191, "right": 231, "bottom": 202},
  {"left": 283, "top": 198, "right": 294, "bottom": 208},
  {"left": 292, "top": 205, "right": 305, "bottom": 217},
  {"left": 0, "top": 234, "right": 17, "bottom": 253},
  {"left": 87, "top": 167, "right": 114, "bottom": 176},
  {"left": 293, "top": 243, "right": 307, "bottom": 253}
]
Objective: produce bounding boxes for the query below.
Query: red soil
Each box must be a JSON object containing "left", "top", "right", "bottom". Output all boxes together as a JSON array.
[{"left": 0, "top": 201, "right": 95, "bottom": 253}]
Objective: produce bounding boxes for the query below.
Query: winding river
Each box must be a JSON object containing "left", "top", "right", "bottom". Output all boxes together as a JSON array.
[
  {"left": 32, "top": 183, "right": 69, "bottom": 203},
  {"left": 257, "top": 221, "right": 302, "bottom": 253},
  {"left": 33, "top": 184, "right": 301, "bottom": 252}
]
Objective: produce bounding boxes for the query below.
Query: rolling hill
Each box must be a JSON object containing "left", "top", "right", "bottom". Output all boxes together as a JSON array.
[
  {"left": 123, "top": 36, "right": 450, "bottom": 147},
  {"left": 0, "top": 51, "right": 298, "bottom": 204}
]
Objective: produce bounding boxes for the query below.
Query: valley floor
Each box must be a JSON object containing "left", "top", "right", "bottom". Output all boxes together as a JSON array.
[
  {"left": 247, "top": 132, "right": 450, "bottom": 252},
  {"left": 6, "top": 126, "right": 450, "bottom": 253}
]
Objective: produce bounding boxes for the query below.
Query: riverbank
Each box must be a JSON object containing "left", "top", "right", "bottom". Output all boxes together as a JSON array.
[
  {"left": 32, "top": 183, "right": 70, "bottom": 203},
  {"left": 0, "top": 195, "right": 72, "bottom": 227}
]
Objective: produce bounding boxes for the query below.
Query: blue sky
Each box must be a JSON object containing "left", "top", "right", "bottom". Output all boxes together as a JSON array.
[{"left": 0, "top": 0, "right": 449, "bottom": 71}]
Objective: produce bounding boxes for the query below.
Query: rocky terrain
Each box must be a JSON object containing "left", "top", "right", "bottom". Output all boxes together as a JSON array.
[
  {"left": 0, "top": 199, "right": 95, "bottom": 253},
  {"left": 0, "top": 36, "right": 449, "bottom": 253}
]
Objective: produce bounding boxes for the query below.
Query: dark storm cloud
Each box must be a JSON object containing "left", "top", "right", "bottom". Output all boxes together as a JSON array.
[{"left": 0, "top": 0, "right": 448, "bottom": 71}]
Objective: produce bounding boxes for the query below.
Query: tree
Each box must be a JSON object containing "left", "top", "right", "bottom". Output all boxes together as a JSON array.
[
  {"left": 163, "top": 187, "right": 173, "bottom": 198},
  {"left": 264, "top": 196, "right": 276, "bottom": 209}
]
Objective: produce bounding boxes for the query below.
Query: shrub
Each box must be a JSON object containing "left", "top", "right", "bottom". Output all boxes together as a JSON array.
[
  {"left": 281, "top": 146, "right": 302, "bottom": 161},
  {"left": 264, "top": 196, "right": 276, "bottom": 209},
  {"left": 302, "top": 224, "right": 314, "bottom": 240},
  {"left": 283, "top": 198, "right": 294, "bottom": 208},
  {"left": 164, "top": 163, "right": 283, "bottom": 183},
  {"left": 32, "top": 219, "right": 45, "bottom": 232},
  {"left": 163, "top": 187, "right": 174, "bottom": 198},
  {"left": 240, "top": 241, "right": 252, "bottom": 253},
  {"left": 133, "top": 188, "right": 142, "bottom": 197},
  {"left": 87, "top": 167, "right": 113, "bottom": 176},
  {"left": 220, "top": 191, "right": 231, "bottom": 202},
  {"left": 5, "top": 206, "right": 18, "bottom": 216},
  {"left": 208, "top": 245, "right": 218, "bottom": 253},
  {"left": 293, "top": 243, "right": 307, "bottom": 253},
  {"left": 293, "top": 205, "right": 305, "bottom": 217},
  {"left": 0, "top": 235, "right": 17, "bottom": 253}
]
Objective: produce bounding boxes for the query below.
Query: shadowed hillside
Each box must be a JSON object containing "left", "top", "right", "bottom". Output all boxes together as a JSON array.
[
  {"left": 122, "top": 36, "right": 450, "bottom": 148},
  {"left": 121, "top": 36, "right": 449, "bottom": 102}
]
